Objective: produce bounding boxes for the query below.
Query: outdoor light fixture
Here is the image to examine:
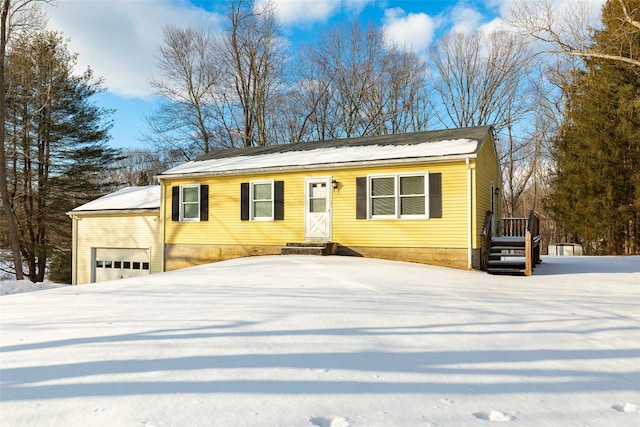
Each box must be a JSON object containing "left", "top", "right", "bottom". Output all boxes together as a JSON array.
[{"left": 332, "top": 179, "right": 339, "bottom": 189}]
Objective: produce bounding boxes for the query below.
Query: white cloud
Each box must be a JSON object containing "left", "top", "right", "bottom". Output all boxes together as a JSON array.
[
  {"left": 449, "top": 5, "right": 482, "bottom": 34},
  {"left": 261, "top": 0, "right": 373, "bottom": 26},
  {"left": 47, "top": 0, "right": 222, "bottom": 99},
  {"left": 382, "top": 7, "right": 436, "bottom": 53}
]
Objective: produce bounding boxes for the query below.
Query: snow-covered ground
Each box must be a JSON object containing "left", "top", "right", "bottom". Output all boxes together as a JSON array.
[{"left": 1, "top": 255, "right": 638, "bottom": 427}]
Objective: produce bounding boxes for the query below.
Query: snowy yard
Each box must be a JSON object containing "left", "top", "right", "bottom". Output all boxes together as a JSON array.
[{"left": 1, "top": 255, "right": 639, "bottom": 427}]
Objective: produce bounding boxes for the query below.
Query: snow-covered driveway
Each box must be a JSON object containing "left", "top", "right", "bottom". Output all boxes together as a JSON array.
[{"left": 1, "top": 255, "right": 639, "bottom": 426}]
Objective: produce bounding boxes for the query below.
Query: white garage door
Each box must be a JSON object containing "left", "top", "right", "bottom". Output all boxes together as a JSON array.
[{"left": 94, "top": 248, "right": 150, "bottom": 283}]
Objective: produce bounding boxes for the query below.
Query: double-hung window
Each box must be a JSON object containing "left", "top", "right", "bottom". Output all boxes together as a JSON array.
[
  {"left": 241, "top": 180, "right": 284, "bottom": 221},
  {"left": 171, "top": 184, "right": 209, "bottom": 222},
  {"left": 369, "top": 174, "right": 428, "bottom": 219},
  {"left": 251, "top": 181, "right": 274, "bottom": 220},
  {"left": 181, "top": 184, "right": 200, "bottom": 221}
]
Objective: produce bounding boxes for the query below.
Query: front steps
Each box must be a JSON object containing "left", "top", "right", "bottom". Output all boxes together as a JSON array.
[
  {"left": 281, "top": 242, "right": 338, "bottom": 256},
  {"left": 487, "top": 236, "right": 527, "bottom": 275}
]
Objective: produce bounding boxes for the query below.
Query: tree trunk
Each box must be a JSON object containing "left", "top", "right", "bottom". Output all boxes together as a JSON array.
[{"left": 0, "top": 0, "right": 24, "bottom": 280}]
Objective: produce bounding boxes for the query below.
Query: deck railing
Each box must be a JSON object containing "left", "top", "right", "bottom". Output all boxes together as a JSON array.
[{"left": 502, "top": 217, "right": 528, "bottom": 237}]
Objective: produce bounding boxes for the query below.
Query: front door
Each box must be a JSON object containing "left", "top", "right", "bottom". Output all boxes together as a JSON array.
[{"left": 305, "top": 177, "right": 332, "bottom": 240}]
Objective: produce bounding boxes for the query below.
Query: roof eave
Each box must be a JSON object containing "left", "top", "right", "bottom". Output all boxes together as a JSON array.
[
  {"left": 155, "top": 153, "right": 478, "bottom": 181},
  {"left": 67, "top": 208, "right": 160, "bottom": 217}
]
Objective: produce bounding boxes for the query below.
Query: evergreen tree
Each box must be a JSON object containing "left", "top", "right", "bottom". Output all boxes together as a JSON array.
[
  {"left": 5, "top": 30, "right": 120, "bottom": 282},
  {"left": 549, "top": 0, "right": 640, "bottom": 254}
]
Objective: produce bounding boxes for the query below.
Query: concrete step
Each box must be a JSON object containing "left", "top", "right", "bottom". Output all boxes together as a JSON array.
[
  {"left": 281, "top": 246, "right": 326, "bottom": 256},
  {"left": 281, "top": 242, "right": 337, "bottom": 256}
]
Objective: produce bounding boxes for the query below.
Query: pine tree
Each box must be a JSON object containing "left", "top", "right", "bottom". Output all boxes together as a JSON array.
[
  {"left": 549, "top": 0, "right": 640, "bottom": 254},
  {"left": 5, "top": 30, "right": 120, "bottom": 282}
]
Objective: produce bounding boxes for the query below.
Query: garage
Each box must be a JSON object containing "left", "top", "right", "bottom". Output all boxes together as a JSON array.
[{"left": 93, "top": 248, "right": 151, "bottom": 283}]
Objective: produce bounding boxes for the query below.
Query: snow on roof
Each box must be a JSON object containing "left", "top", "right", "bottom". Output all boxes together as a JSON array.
[
  {"left": 71, "top": 186, "right": 160, "bottom": 212},
  {"left": 162, "top": 138, "right": 479, "bottom": 176}
]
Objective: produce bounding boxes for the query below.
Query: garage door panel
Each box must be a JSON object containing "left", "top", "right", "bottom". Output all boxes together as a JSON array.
[{"left": 93, "top": 248, "right": 150, "bottom": 283}]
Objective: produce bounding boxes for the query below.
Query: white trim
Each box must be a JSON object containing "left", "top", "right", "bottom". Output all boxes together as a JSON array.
[
  {"left": 304, "top": 176, "right": 332, "bottom": 240},
  {"left": 160, "top": 184, "right": 166, "bottom": 273},
  {"left": 467, "top": 158, "right": 473, "bottom": 269},
  {"left": 179, "top": 184, "right": 201, "bottom": 222},
  {"left": 367, "top": 173, "right": 429, "bottom": 220},
  {"left": 250, "top": 180, "right": 274, "bottom": 221}
]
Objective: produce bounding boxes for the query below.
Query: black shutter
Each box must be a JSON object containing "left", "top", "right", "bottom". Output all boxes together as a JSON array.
[
  {"left": 429, "top": 173, "right": 442, "bottom": 218},
  {"left": 356, "top": 177, "right": 367, "bottom": 219},
  {"left": 274, "top": 181, "right": 284, "bottom": 220},
  {"left": 200, "top": 184, "right": 209, "bottom": 221},
  {"left": 171, "top": 186, "right": 180, "bottom": 221},
  {"left": 240, "top": 182, "right": 249, "bottom": 221}
]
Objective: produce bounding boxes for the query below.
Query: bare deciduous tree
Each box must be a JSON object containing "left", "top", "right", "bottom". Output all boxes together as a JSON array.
[
  {"left": 297, "top": 20, "right": 429, "bottom": 141},
  {"left": 218, "top": 0, "right": 287, "bottom": 147},
  {"left": 145, "top": 26, "right": 221, "bottom": 160},
  {"left": 507, "top": 0, "right": 640, "bottom": 68}
]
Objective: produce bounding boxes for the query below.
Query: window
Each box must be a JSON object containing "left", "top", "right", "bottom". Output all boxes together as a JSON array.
[
  {"left": 241, "top": 181, "right": 284, "bottom": 221},
  {"left": 368, "top": 173, "right": 429, "bottom": 219},
  {"left": 252, "top": 181, "right": 273, "bottom": 220},
  {"left": 171, "top": 184, "right": 209, "bottom": 222},
  {"left": 181, "top": 185, "right": 200, "bottom": 221}
]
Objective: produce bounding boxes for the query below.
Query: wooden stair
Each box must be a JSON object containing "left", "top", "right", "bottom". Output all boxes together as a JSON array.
[
  {"left": 481, "top": 210, "right": 542, "bottom": 276},
  {"left": 281, "top": 242, "right": 338, "bottom": 256},
  {"left": 487, "top": 237, "right": 527, "bottom": 275}
]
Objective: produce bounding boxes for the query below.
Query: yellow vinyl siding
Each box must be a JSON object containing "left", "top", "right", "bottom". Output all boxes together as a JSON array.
[
  {"left": 473, "top": 135, "right": 502, "bottom": 246},
  {"left": 72, "top": 212, "right": 161, "bottom": 285},
  {"left": 164, "top": 160, "right": 470, "bottom": 250}
]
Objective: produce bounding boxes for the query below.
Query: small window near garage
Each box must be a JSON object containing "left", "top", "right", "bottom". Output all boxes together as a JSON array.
[
  {"left": 132, "top": 262, "right": 141, "bottom": 270},
  {"left": 104, "top": 261, "right": 113, "bottom": 268},
  {"left": 96, "top": 260, "right": 104, "bottom": 268},
  {"left": 114, "top": 261, "right": 122, "bottom": 269},
  {"left": 171, "top": 184, "right": 209, "bottom": 222},
  {"left": 123, "top": 261, "right": 131, "bottom": 269},
  {"left": 181, "top": 185, "right": 200, "bottom": 221},
  {"left": 142, "top": 262, "right": 150, "bottom": 270}
]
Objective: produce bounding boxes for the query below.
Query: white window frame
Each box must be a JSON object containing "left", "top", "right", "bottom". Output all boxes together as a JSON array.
[
  {"left": 368, "top": 173, "right": 429, "bottom": 220},
  {"left": 180, "top": 184, "right": 200, "bottom": 222},
  {"left": 250, "top": 180, "right": 274, "bottom": 221}
]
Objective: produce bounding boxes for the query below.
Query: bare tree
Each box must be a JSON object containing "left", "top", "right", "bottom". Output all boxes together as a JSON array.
[
  {"left": 109, "top": 148, "right": 171, "bottom": 188},
  {"left": 428, "top": 30, "right": 533, "bottom": 132},
  {"left": 217, "top": 0, "right": 287, "bottom": 147},
  {"left": 297, "top": 20, "right": 429, "bottom": 141},
  {"left": 145, "top": 26, "right": 221, "bottom": 161},
  {"left": 507, "top": 0, "right": 640, "bottom": 69},
  {"left": 0, "top": 0, "right": 49, "bottom": 280}
]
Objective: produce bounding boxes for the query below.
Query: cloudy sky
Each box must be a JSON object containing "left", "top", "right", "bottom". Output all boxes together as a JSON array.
[{"left": 41, "top": 0, "right": 588, "bottom": 149}]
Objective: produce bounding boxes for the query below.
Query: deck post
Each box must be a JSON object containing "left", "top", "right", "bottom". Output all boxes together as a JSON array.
[{"left": 525, "top": 230, "right": 532, "bottom": 276}]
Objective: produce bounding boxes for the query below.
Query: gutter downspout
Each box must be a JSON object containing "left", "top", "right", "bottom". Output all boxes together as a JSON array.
[
  {"left": 466, "top": 157, "right": 472, "bottom": 269},
  {"left": 159, "top": 181, "right": 166, "bottom": 273}
]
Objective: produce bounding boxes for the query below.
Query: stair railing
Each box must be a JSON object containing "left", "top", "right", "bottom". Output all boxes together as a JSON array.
[
  {"left": 480, "top": 210, "right": 493, "bottom": 271},
  {"left": 525, "top": 210, "right": 541, "bottom": 276}
]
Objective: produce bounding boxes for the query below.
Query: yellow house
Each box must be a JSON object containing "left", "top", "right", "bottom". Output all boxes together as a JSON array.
[
  {"left": 156, "top": 126, "right": 501, "bottom": 271},
  {"left": 67, "top": 186, "right": 162, "bottom": 285}
]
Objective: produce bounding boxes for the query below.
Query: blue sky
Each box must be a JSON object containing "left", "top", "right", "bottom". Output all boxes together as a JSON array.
[{"left": 46, "top": 0, "right": 510, "bottom": 150}]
